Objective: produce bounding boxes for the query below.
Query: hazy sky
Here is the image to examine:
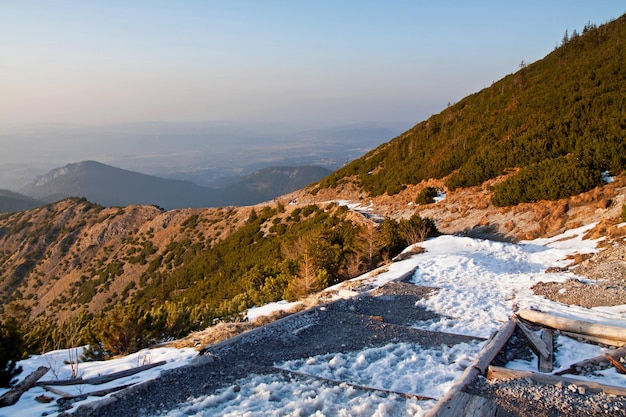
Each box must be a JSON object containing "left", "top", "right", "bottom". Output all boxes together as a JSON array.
[{"left": 1, "top": 1, "right": 624, "bottom": 128}]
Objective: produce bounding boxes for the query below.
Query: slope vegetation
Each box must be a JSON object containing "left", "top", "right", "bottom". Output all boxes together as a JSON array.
[
  {"left": 317, "top": 16, "right": 626, "bottom": 205},
  {"left": 0, "top": 196, "right": 436, "bottom": 357}
]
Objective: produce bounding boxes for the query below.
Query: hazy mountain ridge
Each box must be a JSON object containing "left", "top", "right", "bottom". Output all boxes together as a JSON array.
[
  {"left": 0, "top": 190, "right": 42, "bottom": 213},
  {"left": 18, "top": 161, "right": 332, "bottom": 210},
  {"left": 0, "top": 123, "right": 403, "bottom": 190},
  {"left": 219, "top": 166, "right": 332, "bottom": 205},
  {"left": 20, "top": 161, "right": 221, "bottom": 210}
]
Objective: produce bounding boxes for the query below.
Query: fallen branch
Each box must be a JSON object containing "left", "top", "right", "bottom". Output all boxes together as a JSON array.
[
  {"left": 426, "top": 318, "right": 516, "bottom": 417},
  {"left": 518, "top": 309, "right": 626, "bottom": 343},
  {"left": 275, "top": 367, "right": 435, "bottom": 401},
  {"left": 604, "top": 354, "right": 626, "bottom": 374},
  {"left": 555, "top": 346, "right": 626, "bottom": 376},
  {"left": 488, "top": 365, "right": 626, "bottom": 397},
  {"left": 37, "top": 360, "right": 166, "bottom": 387},
  {"left": 0, "top": 366, "right": 49, "bottom": 407},
  {"left": 56, "top": 383, "right": 135, "bottom": 403}
]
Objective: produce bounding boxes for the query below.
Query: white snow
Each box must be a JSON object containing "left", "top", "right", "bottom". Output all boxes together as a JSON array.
[
  {"left": 2, "top": 224, "right": 625, "bottom": 416},
  {"left": 0, "top": 347, "right": 197, "bottom": 416},
  {"left": 246, "top": 300, "right": 300, "bottom": 321}
]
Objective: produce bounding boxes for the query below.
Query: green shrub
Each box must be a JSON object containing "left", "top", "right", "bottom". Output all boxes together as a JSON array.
[
  {"left": 491, "top": 157, "right": 603, "bottom": 207},
  {"left": 0, "top": 319, "right": 24, "bottom": 387},
  {"left": 415, "top": 187, "right": 439, "bottom": 205}
]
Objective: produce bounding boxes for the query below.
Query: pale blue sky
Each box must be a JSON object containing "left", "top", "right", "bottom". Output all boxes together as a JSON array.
[{"left": 1, "top": 1, "right": 624, "bottom": 128}]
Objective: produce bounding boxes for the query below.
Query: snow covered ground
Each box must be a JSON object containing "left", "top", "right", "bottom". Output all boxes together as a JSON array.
[{"left": 1, "top": 224, "right": 625, "bottom": 416}]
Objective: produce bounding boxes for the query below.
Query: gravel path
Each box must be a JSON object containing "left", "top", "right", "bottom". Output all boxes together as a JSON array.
[
  {"left": 68, "top": 281, "right": 479, "bottom": 417},
  {"left": 65, "top": 242, "right": 626, "bottom": 417}
]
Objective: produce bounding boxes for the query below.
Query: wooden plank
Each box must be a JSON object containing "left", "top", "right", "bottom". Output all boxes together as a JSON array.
[
  {"left": 488, "top": 366, "right": 626, "bottom": 397},
  {"left": 275, "top": 367, "right": 435, "bottom": 401},
  {"left": 426, "top": 318, "right": 516, "bottom": 417},
  {"left": 0, "top": 366, "right": 49, "bottom": 407},
  {"left": 518, "top": 309, "right": 626, "bottom": 342},
  {"left": 37, "top": 360, "right": 166, "bottom": 387},
  {"left": 560, "top": 331, "right": 626, "bottom": 347},
  {"left": 512, "top": 315, "right": 550, "bottom": 359},
  {"left": 555, "top": 345, "right": 626, "bottom": 376},
  {"left": 539, "top": 328, "right": 553, "bottom": 373}
]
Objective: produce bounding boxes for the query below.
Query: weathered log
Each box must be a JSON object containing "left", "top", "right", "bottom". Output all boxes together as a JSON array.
[
  {"left": 0, "top": 366, "right": 49, "bottom": 407},
  {"left": 511, "top": 315, "right": 550, "bottom": 359},
  {"left": 555, "top": 345, "right": 626, "bottom": 376},
  {"left": 438, "top": 391, "right": 497, "bottom": 417},
  {"left": 37, "top": 360, "right": 166, "bottom": 387},
  {"left": 518, "top": 309, "right": 626, "bottom": 342},
  {"left": 488, "top": 365, "right": 626, "bottom": 396},
  {"left": 539, "top": 329, "right": 553, "bottom": 373},
  {"left": 426, "top": 318, "right": 516, "bottom": 417},
  {"left": 560, "top": 331, "right": 626, "bottom": 347}
]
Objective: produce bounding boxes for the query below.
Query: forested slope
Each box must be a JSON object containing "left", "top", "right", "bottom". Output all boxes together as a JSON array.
[{"left": 317, "top": 16, "right": 626, "bottom": 205}]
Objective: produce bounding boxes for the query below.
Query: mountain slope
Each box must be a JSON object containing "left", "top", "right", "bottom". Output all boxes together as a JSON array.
[{"left": 317, "top": 16, "right": 626, "bottom": 204}]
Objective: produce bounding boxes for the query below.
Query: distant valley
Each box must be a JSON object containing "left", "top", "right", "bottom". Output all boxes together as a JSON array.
[{"left": 0, "top": 122, "right": 404, "bottom": 190}]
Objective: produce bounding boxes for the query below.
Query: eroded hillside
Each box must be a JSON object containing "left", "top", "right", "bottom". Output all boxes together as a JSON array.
[{"left": 0, "top": 199, "right": 256, "bottom": 322}]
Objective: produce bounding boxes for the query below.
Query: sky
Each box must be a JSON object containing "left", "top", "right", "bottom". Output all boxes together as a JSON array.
[{"left": 1, "top": 1, "right": 624, "bottom": 129}]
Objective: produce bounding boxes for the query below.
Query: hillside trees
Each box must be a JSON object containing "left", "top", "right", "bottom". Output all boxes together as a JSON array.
[
  {"left": 0, "top": 197, "right": 440, "bottom": 359},
  {"left": 75, "top": 206, "right": 438, "bottom": 358},
  {"left": 315, "top": 15, "right": 626, "bottom": 206}
]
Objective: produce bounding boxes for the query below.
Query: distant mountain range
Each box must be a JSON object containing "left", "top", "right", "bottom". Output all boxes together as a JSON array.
[
  {"left": 18, "top": 161, "right": 330, "bottom": 210},
  {"left": 0, "top": 122, "right": 403, "bottom": 190},
  {"left": 0, "top": 189, "right": 42, "bottom": 213}
]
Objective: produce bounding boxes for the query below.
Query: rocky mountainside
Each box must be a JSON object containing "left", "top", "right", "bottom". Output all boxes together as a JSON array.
[{"left": 0, "top": 198, "right": 257, "bottom": 322}]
